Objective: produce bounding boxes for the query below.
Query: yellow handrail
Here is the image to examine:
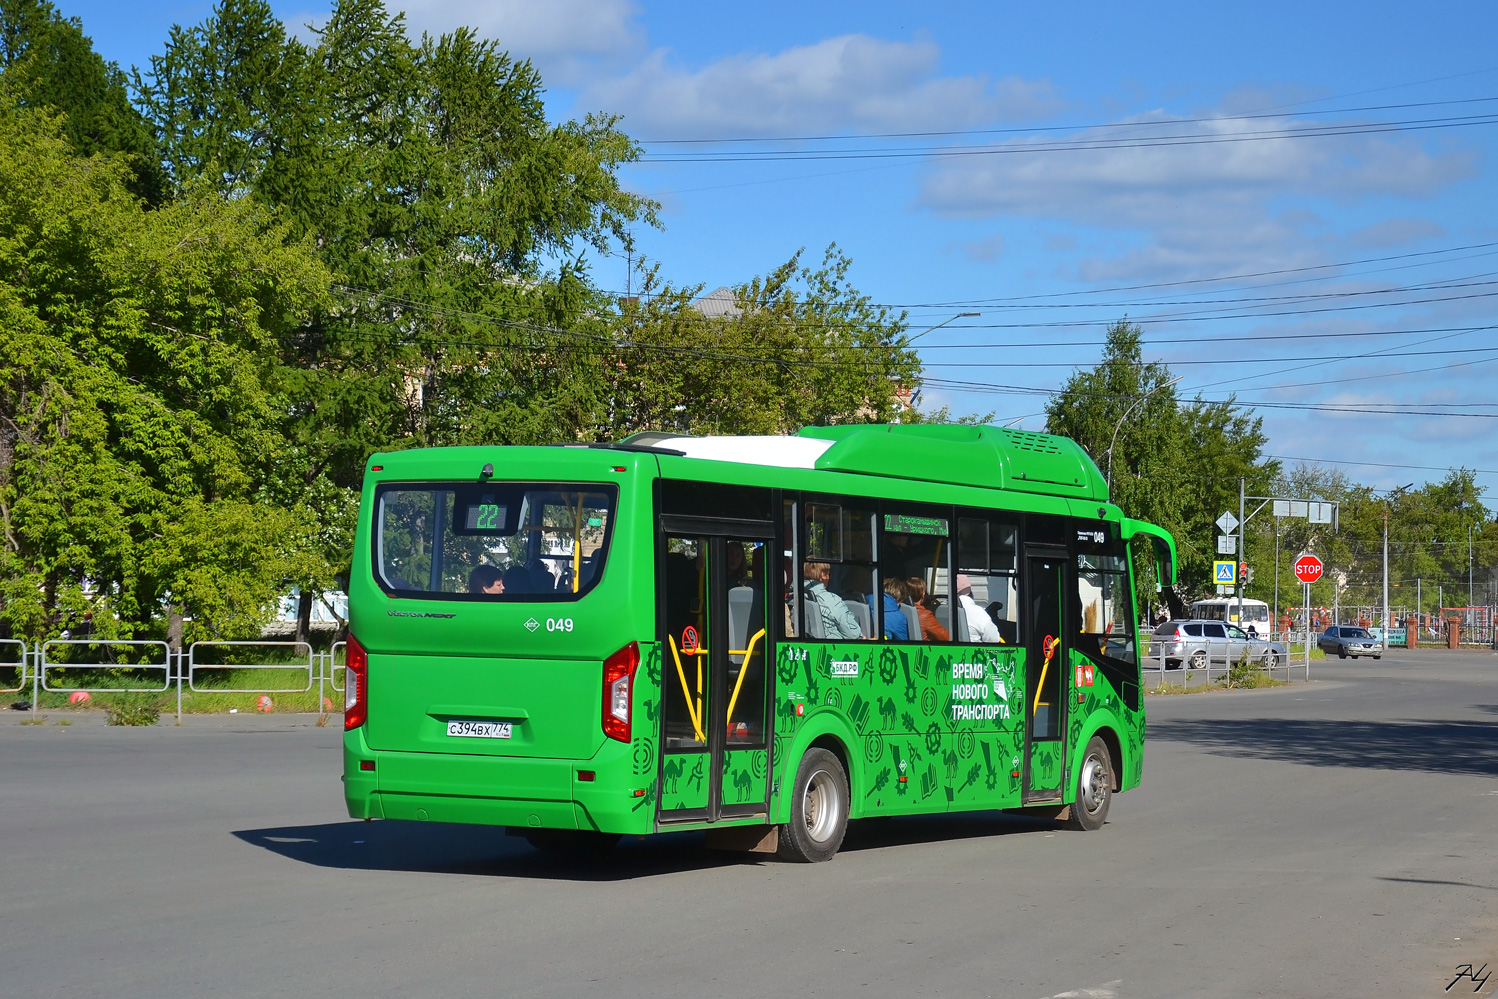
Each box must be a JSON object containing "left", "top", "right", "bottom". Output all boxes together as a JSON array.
[
  {"left": 724, "top": 628, "right": 766, "bottom": 728},
  {"left": 1033, "top": 636, "right": 1061, "bottom": 714},
  {"left": 668, "top": 634, "right": 706, "bottom": 743},
  {"left": 570, "top": 495, "right": 584, "bottom": 594}
]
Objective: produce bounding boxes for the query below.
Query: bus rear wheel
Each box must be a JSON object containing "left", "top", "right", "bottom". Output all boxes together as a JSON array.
[
  {"left": 1066, "top": 736, "right": 1113, "bottom": 832},
  {"left": 777, "top": 748, "right": 849, "bottom": 863}
]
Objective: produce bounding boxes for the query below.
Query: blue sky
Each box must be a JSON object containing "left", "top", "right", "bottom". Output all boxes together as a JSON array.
[{"left": 57, "top": 0, "right": 1498, "bottom": 499}]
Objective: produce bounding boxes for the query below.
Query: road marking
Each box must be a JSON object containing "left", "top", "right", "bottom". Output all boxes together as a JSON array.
[{"left": 1046, "top": 982, "right": 1122, "bottom": 998}]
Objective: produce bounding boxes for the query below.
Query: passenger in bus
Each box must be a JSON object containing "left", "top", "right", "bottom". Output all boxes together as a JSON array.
[
  {"left": 502, "top": 566, "right": 531, "bottom": 594},
  {"left": 725, "top": 541, "right": 750, "bottom": 587},
  {"left": 526, "top": 558, "right": 558, "bottom": 592},
  {"left": 868, "top": 577, "right": 910, "bottom": 641},
  {"left": 956, "top": 574, "right": 1002, "bottom": 643},
  {"left": 803, "top": 561, "right": 862, "bottom": 640},
  {"left": 906, "top": 576, "right": 950, "bottom": 642},
  {"left": 469, "top": 564, "right": 504, "bottom": 595}
]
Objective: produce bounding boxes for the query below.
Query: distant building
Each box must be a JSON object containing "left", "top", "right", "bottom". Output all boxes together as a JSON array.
[
  {"left": 691, "top": 286, "right": 743, "bottom": 319},
  {"left": 263, "top": 589, "right": 347, "bottom": 638}
]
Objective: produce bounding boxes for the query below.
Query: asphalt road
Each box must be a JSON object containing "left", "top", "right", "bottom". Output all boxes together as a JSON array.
[{"left": 3, "top": 650, "right": 1496, "bottom": 999}]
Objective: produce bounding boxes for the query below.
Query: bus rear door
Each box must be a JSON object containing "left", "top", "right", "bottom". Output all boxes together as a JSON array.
[
  {"left": 1023, "top": 547, "right": 1067, "bottom": 802},
  {"left": 657, "top": 520, "right": 774, "bottom": 824}
]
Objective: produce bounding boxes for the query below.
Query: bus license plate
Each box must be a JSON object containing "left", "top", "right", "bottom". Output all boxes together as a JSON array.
[{"left": 446, "top": 720, "right": 512, "bottom": 739}]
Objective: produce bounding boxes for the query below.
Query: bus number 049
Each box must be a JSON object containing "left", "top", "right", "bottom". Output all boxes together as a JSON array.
[{"left": 546, "top": 617, "right": 574, "bottom": 633}]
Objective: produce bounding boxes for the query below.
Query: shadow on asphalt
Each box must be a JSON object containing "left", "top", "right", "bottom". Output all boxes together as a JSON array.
[
  {"left": 1148, "top": 717, "right": 1498, "bottom": 777},
  {"left": 232, "top": 811, "right": 1056, "bottom": 880}
]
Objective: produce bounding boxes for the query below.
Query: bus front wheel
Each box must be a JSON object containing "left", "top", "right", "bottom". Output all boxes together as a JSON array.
[
  {"left": 777, "top": 748, "right": 849, "bottom": 863},
  {"left": 1066, "top": 736, "right": 1113, "bottom": 832}
]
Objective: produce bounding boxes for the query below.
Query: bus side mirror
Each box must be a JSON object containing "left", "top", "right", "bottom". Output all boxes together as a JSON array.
[{"left": 1151, "top": 537, "right": 1174, "bottom": 593}]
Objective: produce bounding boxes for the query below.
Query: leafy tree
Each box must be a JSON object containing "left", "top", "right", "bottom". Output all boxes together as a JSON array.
[
  {"left": 601, "top": 246, "right": 920, "bottom": 437},
  {"left": 1258, "top": 465, "right": 1494, "bottom": 627},
  {"left": 1045, "top": 320, "right": 1277, "bottom": 605},
  {"left": 134, "top": 0, "right": 661, "bottom": 636},
  {"left": 0, "top": 99, "right": 328, "bottom": 643},
  {"left": 0, "top": 0, "right": 164, "bottom": 201}
]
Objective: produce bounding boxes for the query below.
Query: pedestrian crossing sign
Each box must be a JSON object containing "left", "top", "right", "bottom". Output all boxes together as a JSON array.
[{"left": 1213, "top": 560, "right": 1237, "bottom": 585}]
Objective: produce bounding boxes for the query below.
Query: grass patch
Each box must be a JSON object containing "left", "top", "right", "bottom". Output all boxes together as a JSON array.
[
  {"left": 104, "top": 692, "right": 162, "bottom": 726},
  {"left": 1219, "top": 651, "right": 1288, "bottom": 690},
  {"left": 22, "top": 666, "right": 341, "bottom": 715},
  {"left": 1146, "top": 681, "right": 1213, "bottom": 696},
  {"left": 19, "top": 715, "right": 45, "bottom": 725}
]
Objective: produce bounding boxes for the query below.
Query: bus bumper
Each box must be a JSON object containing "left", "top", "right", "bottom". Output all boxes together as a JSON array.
[{"left": 342, "top": 729, "right": 653, "bottom": 835}]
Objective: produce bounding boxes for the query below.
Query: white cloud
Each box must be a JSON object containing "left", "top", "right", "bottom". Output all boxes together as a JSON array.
[
  {"left": 395, "top": 0, "right": 639, "bottom": 57},
  {"left": 580, "top": 34, "right": 1062, "bottom": 138},
  {"left": 918, "top": 112, "right": 1476, "bottom": 281},
  {"left": 948, "top": 233, "right": 1006, "bottom": 262},
  {"left": 1347, "top": 218, "right": 1446, "bottom": 248}
]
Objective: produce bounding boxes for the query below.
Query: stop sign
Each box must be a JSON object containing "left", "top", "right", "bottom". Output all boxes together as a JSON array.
[{"left": 1294, "top": 554, "right": 1324, "bottom": 583}]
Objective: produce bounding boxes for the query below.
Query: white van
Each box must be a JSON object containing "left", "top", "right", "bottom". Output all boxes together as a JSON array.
[{"left": 1190, "top": 597, "right": 1272, "bottom": 633}]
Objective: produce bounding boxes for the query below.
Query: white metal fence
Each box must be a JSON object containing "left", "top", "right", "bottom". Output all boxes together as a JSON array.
[
  {"left": 1140, "top": 631, "right": 1314, "bottom": 688},
  {"left": 8, "top": 640, "right": 347, "bottom": 723}
]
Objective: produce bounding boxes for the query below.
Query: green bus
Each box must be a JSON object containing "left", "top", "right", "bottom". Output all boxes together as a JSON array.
[{"left": 342, "top": 424, "right": 1177, "bottom": 861}]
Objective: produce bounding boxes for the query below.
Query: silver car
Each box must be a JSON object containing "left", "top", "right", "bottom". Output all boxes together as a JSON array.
[{"left": 1146, "top": 619, "right": 1289, "bottom": 669}]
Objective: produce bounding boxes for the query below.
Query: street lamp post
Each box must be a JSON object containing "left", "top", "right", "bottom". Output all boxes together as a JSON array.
[
  {"left": 1106, "top": 374, "right": 1185, "bottom": 490},
  {"left": 905, "top": 311, "right": 981, "bottom": 346}
]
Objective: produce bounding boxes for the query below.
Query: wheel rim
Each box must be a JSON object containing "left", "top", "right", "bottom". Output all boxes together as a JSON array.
[
  {"left": 802, "top": 768, "right": 841, "bottom": 843},
  {"left": 1079, "top": 752, "right": 1109, "bottom": 816},
  {"left": 1190, "top": 651, "right": 1207, "bottom": 669},
  {"left": 1262, "top": 650, "right": 1277, "bottom": 668}
]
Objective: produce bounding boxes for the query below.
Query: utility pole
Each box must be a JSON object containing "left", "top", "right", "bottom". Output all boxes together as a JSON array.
[
  {"left": 1237, "top": 477, "right": 1246, "bottom": 630},
  {"left": 1273, "top": 521, "right": 1280, "bottom": 636},
  {"left": 1383, "top": 484, "right": 1413, "bottom": 645}
]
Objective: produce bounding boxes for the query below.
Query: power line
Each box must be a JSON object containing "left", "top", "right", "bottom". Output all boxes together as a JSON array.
[
  {"left": 909, "top": 324, "right": 1498, "bottom": 350},
  {"left": 640, "top": 110, "right": 1498, "bottom": 163},
  {"left": 1266, "top": 453, "right": 1498, "bottom": 475},
  {"left": 920, "top": 343, "right": 1498, "bottom": 368},
  {"left": 640, "top": 95, "right": 1498, "bottom": 146}
]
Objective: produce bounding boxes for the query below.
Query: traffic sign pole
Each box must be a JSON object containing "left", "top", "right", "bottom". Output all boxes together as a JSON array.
[{"left": 1239, "top": 478, "right": 1246, "bottom": 642}]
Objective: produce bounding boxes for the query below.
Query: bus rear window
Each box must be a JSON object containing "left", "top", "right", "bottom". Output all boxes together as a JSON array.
[{"left": 374, "top": 483, "right": 617, "bottom": 600}]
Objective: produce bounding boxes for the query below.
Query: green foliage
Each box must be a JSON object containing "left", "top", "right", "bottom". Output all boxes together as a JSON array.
[
  {"left": 1219, "top": 650, "right": 1283, "bottom": 689},
  {"left": 602, "top": 247, "right": 919, "bottom": 437},
  {"left": 0, "top": 0, "right": 928, "bottom": 645},
  {"left": 1045, "top": 321, "right": 1278, "bottom": 605},
  {"left": 0, "top": 0, "right": 164, "bottom": 201},
  {"left": 1249, "top": 464, "right": 1492, "bottom": 619},
  {"left": 104, "top": 691, "right": 162, "bottom": 725},
  {"left": 0, "top": 98, "right": 329, "bottom": 642}
]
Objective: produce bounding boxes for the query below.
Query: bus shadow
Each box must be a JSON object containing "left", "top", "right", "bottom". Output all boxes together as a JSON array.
[
  {"left": 234, "top": 812, "right": 1059, "bottom": 880},
  {"left": 232, "top": 821, "right": 749, "bottom": 882},
  {"left": 1147, "top": 717, "right": 1498, "bottom": 778},
  {"left": 840, "top": 811, "right": 1057, "bottom": 853}
]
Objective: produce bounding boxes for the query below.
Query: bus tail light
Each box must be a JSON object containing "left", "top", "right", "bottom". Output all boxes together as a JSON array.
[
  {"left": 602, "top": 642, "right": 640, "bottom": 743},
  {"left": 345, "top": 633, "right": 368, "bottom": 731}
]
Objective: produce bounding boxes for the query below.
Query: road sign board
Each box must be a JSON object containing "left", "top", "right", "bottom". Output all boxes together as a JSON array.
[
  {"left": 1294, "top": 554, "right": 1324, "bottom": 583},
  {"left": 1217, "top": 535, "right": 1237, "bottom": 555},
  {"left": 1215, "top": 512, "right": 1239, "bottom": 534},
  {"left": 1213, "top": 560, "right": 1238, "bottom": 585}
]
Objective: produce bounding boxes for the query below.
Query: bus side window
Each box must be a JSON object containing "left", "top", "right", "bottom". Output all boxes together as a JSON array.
[
  {"left": 1076, "top": 551, "right": 1133, "bottom": 664},
  {"left": 800, "top": 498, "right": 877, "bottom": 641},
  {"left": 881, "top": 506, "right": 953, "bottom": 643},
  {"left": 782, "top": 499, "right": 798, "bottom": 640},
  {"left": 955, "top": 515, "right": 1020, "bottom": 644}
]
